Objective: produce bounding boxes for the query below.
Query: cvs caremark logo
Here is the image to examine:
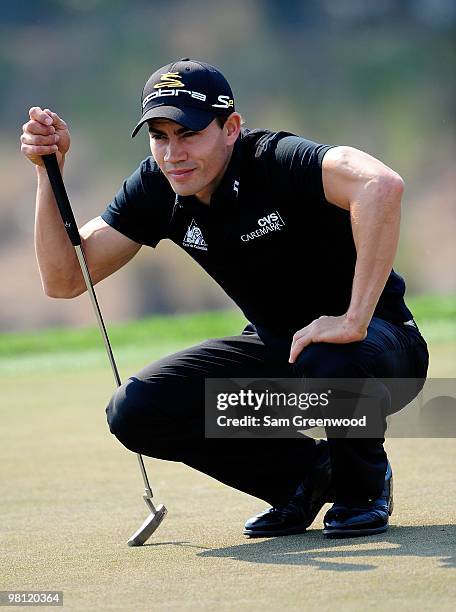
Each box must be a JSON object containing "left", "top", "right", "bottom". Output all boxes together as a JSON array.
[
  {"left": 240, "top": 210, "right": 285, "bottom": 242},
  {"left": 258, "top": 212, "right": 280, "bottom": 227}
]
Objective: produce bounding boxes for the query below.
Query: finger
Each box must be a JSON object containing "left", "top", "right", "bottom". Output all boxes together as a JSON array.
[
  {"left": 291, "top": 329, "right": 306, "bottom": 344},
  {"left": 29, "top": 106, "right": 53, "bottom": 125},
  {"left": 288, "top": 325, "right": 312, "bottom": 363},
  {"left": 289, "top": 334, "right": 313, "bottom": 363},
  {"left": 23, "top": 119, "right": 56, "bottom": 136},
  {"left": 46, "top": 110, "right": 68, "bottom": 130},
  {"left": 289, "top": 342, "right": 302, "bottom": 364},
  {"left": 21, "top": 132, "right": 59, "bottom": 146},
  {"left": 291, "top": 322, "right": 315, "bottom": 346},
  {"left": 21, "top": 143, "right": 59, "bottom": 156}
]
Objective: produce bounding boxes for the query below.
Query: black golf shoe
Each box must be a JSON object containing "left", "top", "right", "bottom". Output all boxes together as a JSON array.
[
  {"left": 243, "top": 442, "right": 333, "bottom": 537},
  {"left": 323, "top": 461, "right": 394, "bottom": 538}
]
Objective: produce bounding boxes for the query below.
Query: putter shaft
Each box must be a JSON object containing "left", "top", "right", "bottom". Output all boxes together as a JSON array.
[
  {"left": 42, "top": 153, "right": 166, "bottom": 544},
  {"left": 74, "top": 245, "right": 156, "bottom": 501},
  {"left": 74, "top": 246, "right": 121, "bottom": 387}
]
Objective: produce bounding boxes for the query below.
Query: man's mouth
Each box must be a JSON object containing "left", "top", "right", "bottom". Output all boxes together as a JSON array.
[{"left": 167, "top": 168, "right": 196, "bottom": 181}]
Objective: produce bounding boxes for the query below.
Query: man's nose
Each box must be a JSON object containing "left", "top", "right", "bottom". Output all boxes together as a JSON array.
[{"left": 164, "top": 139, "right": 187, "bottom": 163}]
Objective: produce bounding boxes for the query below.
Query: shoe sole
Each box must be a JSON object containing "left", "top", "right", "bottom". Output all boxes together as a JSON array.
[
  {"left": 323, "top": 523, "right": 388, "bottom": 538},
  {"left": 243, "top": 525, "right": 310, "bottom": 538}
]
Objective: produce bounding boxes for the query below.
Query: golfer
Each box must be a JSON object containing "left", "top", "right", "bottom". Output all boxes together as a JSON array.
[{"left": 21, "top": 58, "right": 429, "bottom": 538}]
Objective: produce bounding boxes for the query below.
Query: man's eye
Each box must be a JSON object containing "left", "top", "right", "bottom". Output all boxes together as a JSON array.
[
  {"left": 149, "top": 133, "right": 165, "bottom": 140},
  {"left": 183, "top": 131, "right": 197, "bottom": 138}
]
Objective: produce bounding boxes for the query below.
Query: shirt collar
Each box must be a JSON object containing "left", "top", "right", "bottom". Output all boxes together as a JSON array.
[{"left": 210, "top": 135, "right": 242, "bottom": 209}]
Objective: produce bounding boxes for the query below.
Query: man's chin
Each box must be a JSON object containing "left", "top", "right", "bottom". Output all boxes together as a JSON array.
[
  {"left": 171, "top": 184, "right": 197, "bottom": 197},
  {"left": 163, "top": 174, "right": 193, "bottom": 195}
]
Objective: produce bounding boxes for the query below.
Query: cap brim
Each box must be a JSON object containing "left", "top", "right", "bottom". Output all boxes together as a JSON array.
[{"left": 131, "top": 106, "right": 215, "bottom": 138}]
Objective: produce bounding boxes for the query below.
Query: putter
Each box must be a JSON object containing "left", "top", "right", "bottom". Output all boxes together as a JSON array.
[{"left": 42, "top": 153, "right": 167, "bottom": 546}]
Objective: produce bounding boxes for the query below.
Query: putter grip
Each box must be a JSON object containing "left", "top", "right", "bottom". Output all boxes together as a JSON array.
[{"left": 42, "top": 153, "right": 81, "bottom": 246}]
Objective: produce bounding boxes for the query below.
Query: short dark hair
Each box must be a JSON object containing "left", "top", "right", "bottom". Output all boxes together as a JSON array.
[
  {"left": 215, "top": 114, "right": 244, "bottom": 128},
  {"left": 215, "top": 115, "right": 229, "bottom": 128}
]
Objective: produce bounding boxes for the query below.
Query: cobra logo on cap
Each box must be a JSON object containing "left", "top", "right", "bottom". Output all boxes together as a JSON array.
[{"left": 154, "top": 72, "right": 185, "bottom": 88}]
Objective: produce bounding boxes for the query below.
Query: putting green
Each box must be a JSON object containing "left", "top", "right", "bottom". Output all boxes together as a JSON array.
[{"left": 1, "top": 315, "right": 455, "bottom": 610}]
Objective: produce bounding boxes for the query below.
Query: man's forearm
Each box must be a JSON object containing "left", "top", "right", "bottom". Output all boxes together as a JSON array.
[
  {"left": 34, "top": 162, "right": 83, "bottom": 297},
  {"left": 346, "top": 176, "right": 403, "bottom": 331}
]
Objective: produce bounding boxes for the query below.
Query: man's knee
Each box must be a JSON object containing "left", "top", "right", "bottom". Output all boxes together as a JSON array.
[
  {"left": 105, "top": 376, "right": 195, "bottom": 460},
  {"left": 105, "top": 376, "right": 170, "bottom": 455},
  {"left": 107, "top": 378, "right": 148, "bottom": 435}
]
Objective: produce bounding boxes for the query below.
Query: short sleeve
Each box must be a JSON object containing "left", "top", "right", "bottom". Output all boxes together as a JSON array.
[
  {"left": 273, "top": 135, "right": 335, "bottom": 202},
  {"left": 101, "top": 157, "right": 173, "bottom": 248}
]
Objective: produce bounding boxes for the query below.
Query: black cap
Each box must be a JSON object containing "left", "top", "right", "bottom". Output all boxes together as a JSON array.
[{"left": 131, "top": 58, "right": 235, "bottom": 137}]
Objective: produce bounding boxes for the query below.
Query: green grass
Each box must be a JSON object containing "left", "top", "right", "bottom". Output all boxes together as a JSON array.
[
  {"left": 407, "top": 294, "right": 456, "bottom": 322},
  {"left": 0, "top": 295, "right": 454, "bottom": 358},
  {"left": 0, "top": 310, "right": 247, "bottom": 358},
  {"left": 3, "top": 368, "right": 455, "bottom": 610},
  {"left": 0, "top": 295, "right": 454, "bottom": 376},
  {"left": 2, "top": 297, "right": 455, "bottom": 610}
]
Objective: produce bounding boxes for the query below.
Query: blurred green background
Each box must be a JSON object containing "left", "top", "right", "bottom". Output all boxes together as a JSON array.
[{"left": 0, "top": 0, "right": 454, "bottom": 331}]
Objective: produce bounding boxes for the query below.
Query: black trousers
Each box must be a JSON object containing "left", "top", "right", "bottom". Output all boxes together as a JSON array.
[{"left": 106, "top": 317, "right": 429, "bottom": 506}]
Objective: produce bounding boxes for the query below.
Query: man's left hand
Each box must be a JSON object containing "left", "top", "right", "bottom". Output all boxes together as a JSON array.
[{"left": 289, "top": 314, "right": 368, "bottom": 364}]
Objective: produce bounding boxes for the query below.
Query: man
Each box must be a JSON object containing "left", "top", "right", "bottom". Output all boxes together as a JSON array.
[{"left": 21, "top": 58, "right": 429, "bottom": 538}]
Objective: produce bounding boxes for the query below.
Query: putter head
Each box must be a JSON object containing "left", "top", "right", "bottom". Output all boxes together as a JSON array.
[{"left": 127, "top": 504, "right": 168, "bottom": 547}]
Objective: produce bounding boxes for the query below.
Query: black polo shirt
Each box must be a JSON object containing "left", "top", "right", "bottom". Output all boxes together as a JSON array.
[{"left": 101, "top": 128, "right": 413, "bottom": 344}]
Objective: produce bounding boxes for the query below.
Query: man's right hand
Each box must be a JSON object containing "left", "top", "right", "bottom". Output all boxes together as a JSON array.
[{"left": 21, "top": 107, "right": 70, "bottom": 167}]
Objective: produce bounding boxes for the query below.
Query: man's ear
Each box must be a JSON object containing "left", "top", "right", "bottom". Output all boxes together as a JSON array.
[{"left": 224, "top": 112, "right": 242, "bottom": 145}]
